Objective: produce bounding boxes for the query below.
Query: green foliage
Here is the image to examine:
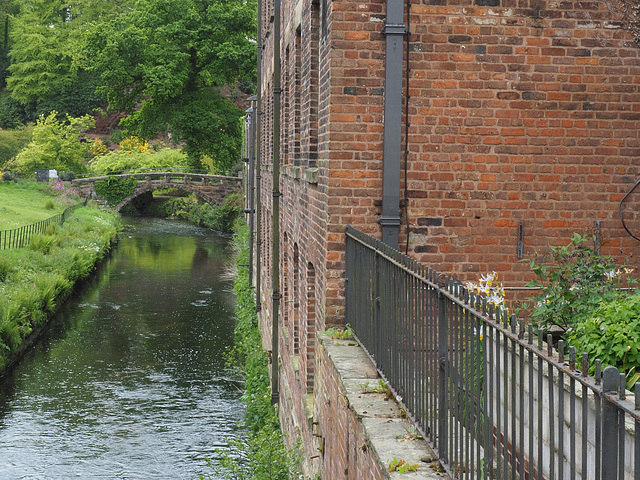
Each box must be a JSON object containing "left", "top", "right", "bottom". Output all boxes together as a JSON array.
[
  {"left": 7, "top": 0, "right": 125, "bottom": 110},
  {"left": 28, "top": 233, "right": 55, "bottom": 254},
  {"left": 0, "top": 94, "right": 25, "bottom": 129},
  {"left": 388, "top": 458, "right": 419, "bottom": 474},
  {"left": 205, "top": 220, "right": 301, "bottom": 480},
  {"left": 325, "top": 326, "right": 353, "bottom": 340},
  {"left": 0, "top": 205, "right": 119, "bottom": 371},
  {"left": 89, "top": 147, "right": 190, "bottom": 174},
  {"left": 522, "top": 233, "right": 636, "bottom": 333},
  {"left": 0, "top": 255, "right": 12, "bottom": 282},
  {"left": 0, "top": 125, "right": 33, "bottom": 168},
  {"left": 568, "top": 292, "right": 640, "bottom": 389},
  {"left": 6, "top": 112, "right": 94, "bottom": 176},
  {"left": 2, "top": 170, "right": 15, "bottom": 181},
  {"left": 85, "top": 0, "right": 256, "bottom": 171},
  {"left": 150, "top": 192, "right": 243, "bottom": 233},
  {"left": 93, "top": 175, "right": 137, "bottom": 206}
]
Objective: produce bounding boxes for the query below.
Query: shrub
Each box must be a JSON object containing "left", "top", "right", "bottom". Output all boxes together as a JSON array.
[
  {"left": 522, "top": 233, "right": 636, "bottom": 334},
  {"left": 88, "top": 147, "right": 190, "bottom": 174},
  {"left": 29, "top": 234, "right": 55, "bottom": 254},
  {"left": 44, "top": 199, "right": 55, "bottom": 210},
  {"left": 0, "top": 125, "right": 33, "bottom": 169},
  {"left": 2, "top": 171, "right": 15, "bottom": 181},
  {"left": 569, "top": 292, "right": 640, "bottom": 389},
  {"left": 58, "top": 171, "right": 77, "bottom": 181}
]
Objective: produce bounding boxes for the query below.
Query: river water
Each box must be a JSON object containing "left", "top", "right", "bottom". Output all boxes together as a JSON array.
[{"left": 0, "top": 217, "right": 244, "bottom": 479}]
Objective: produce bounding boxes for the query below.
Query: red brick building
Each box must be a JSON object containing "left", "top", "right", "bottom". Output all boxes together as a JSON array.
[{"left": 248, "top": 0, "right": 640, "bottom": 475}]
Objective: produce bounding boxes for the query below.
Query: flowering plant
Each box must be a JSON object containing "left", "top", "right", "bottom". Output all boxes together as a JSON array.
[
  {"left": 43, "top": 179, "right": 81, "bottom": 207},
  {"left": 521, "top": 232, "right": 636, "bottom": 334}
]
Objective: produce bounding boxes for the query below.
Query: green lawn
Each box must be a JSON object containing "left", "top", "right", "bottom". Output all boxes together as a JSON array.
[{"left": 0, "top": 180, "right": 69, "bottom": 229}]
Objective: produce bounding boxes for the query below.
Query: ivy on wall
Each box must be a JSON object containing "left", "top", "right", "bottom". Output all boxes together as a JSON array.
[{"left": 93, "top": 176, "right": 138, "bottom": 207}]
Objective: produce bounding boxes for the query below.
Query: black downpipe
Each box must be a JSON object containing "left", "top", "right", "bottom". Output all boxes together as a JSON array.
[
  {"left": 270, "top": 0, "right": 282, "bottom": 406},
  {"left": 404, "top": 0, "right": 411, "bottom": 255},
  {"left": 379, "top": 0, "right": 406, "bottom": 250},
  {"left": 255, "top": 1, "right": 263, "bottom": 313},
  {"left": 247, "top": 99, "right": 256, "bottom": 285}
]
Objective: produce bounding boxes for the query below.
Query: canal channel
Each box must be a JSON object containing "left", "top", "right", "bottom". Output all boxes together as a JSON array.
[{"left": 0, "top": 217, "right": 244, "bottom": 479}]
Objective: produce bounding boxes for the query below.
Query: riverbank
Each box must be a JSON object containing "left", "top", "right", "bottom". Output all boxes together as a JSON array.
[
  {"left": 208, "top": 220, "right": 302, "bottom": 479},
  {"left": 0, "top": 188, "right": 120, "bottom": 374}
]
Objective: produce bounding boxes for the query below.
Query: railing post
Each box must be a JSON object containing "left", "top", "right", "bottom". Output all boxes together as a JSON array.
[
  {"left": 602, "top": 365, "right": 619, "bottom": 480},
  {"left": 438, "top": 286, "right": 448, "bottom": 464}
]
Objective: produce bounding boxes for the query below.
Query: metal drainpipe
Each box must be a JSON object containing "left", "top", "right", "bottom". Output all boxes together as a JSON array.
[
  {"left": 378, "top": 0, "right": 406, "bottom": 250},
  {"left": 270, "top": 0, "right": 282, "bottom": 406},
  {"left": 246, "top": 98, "right": 257, "bottom": 285},
  {"left": 255, "top": 1, "right": 263, "bottom": 313}
]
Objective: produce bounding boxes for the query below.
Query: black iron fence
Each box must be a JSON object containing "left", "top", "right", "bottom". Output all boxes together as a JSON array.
[
  {"left": 345, "top": 225, "right": 640, "bottom": 479},
  {"left": 0, "top": 198, "right": 88, "bottom": 250}
]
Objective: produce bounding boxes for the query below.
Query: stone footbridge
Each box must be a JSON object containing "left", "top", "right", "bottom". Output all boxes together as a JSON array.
[{"left": 72, "top": 172, "right": 242, "bottom": 212}]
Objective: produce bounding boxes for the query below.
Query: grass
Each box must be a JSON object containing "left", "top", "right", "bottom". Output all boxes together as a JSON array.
[
  {"left": 0, "top": 181, "right": 120, "bottom": 372},
  {"left": 0, "top": 180, "right": 69, "bottom": 229}
]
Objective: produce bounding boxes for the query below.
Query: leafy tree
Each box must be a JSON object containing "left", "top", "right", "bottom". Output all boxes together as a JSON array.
[
  {"left": 6, "top": 0, "right": 127, "bottom": 116},
  {"left": 85, "top": 0, "right": 256, "bottom": 171},
  {"left": 88, "top": 147, "right": 190, "bottom": 174},
  {"left": 6, "top": 112, "right": 94, "bottom": 175}
]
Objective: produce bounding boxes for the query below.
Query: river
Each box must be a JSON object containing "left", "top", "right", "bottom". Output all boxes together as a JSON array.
[{"left": 0, "top": 217, "right": 244, "bottom": 479}]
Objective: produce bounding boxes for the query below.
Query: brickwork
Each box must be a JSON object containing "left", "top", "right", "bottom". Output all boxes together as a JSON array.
[{"left": 255, "top": 0, "right": 640, "bottom": 476}]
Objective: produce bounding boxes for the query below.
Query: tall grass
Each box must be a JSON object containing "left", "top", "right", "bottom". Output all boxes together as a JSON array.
[{"left": 0, "top": 206, "right": 119, "bottom": 371}]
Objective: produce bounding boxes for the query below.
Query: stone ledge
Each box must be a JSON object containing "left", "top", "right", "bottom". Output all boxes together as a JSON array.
[{"left": 319, "top": 333, "right": 445, "bottom": 479}]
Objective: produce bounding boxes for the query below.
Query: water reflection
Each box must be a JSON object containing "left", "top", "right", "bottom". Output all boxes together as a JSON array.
[{"left": 0, "top": 217, "right": 243, "bottom": 479}]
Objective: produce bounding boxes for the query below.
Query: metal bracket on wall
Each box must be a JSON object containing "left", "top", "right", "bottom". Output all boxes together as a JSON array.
[{"left": 517, "top": 220, "right": 524, "bottom": 259}]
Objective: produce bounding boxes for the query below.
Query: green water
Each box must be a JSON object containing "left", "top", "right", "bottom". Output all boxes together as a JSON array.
[{"left": 0, "top": 217, "right": 244, "bottom": 479}]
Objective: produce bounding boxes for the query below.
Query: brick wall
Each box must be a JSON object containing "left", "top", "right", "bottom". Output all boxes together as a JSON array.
[{"left": 255, "top": 0, "right": 640, "bottom": 475}]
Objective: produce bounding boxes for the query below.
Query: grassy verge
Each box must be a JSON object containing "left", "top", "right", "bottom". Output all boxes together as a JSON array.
[
  {"left": 204, "top": 219, "right": 302, "bottom": 480},
  {"left": 0, "top": 186, "right": 120, "bottom": 372},
  {"left": 0, "top": 179, "right": 76, "bottom": 229}
]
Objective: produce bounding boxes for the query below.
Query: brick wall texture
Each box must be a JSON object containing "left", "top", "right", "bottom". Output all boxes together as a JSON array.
[{"left": 255, "top": 0, "right": 640, "bottom": 476}]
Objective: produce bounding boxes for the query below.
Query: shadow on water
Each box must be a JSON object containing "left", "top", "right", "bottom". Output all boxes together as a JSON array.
[{"left": 0, "top": 217, "right": 244, "bottom": 480}]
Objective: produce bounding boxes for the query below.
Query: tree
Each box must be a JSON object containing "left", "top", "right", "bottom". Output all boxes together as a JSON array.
[
  {"left": 85, "top": 0, "right": 256, "bottom": 171},
  {"left": 6, "top": 0, "right": 128, "bottom": 115},
  {"left": 6, "top": 112, "right": 94, "bottom": 175}
]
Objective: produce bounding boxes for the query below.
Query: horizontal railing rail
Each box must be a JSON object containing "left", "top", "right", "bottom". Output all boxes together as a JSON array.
[
  {"left": 345, "top": 225, "right": 640, "bottom": 480},
  {"left": 0, "top": 197, "right": 89, "bottom": 250}
]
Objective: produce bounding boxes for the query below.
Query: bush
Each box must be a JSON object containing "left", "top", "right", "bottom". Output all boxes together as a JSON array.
[
  {"left": 58, "top": 171, "right": 77, "bottom": 181},
  {"left": 29, "top": 233, "right": 56, "bottom": 254},
  {"left": 44, "top": 199, "right": 55, "bottom": 210},
  {"left": 569, "top": 292, "right": 640, "bottom": 389},
  {"left": 88, "top": 147, "right": 190, "bottom": 174},
  {"left": 0, "top": 126, "right": 34, "bottom": 169},
  {"left": 0, "top": 95, "right": 25, "bottom": 129},
  {"left": 2, "top": 171, "right": 15, "bottom": 181},
  {"left": 522, "top": 233, "right": 636, "bottom": 334}
]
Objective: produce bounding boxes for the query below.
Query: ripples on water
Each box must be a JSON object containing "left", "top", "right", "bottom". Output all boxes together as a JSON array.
[{"left": 0, "top": 217, "right": 244, "bottom": 479}]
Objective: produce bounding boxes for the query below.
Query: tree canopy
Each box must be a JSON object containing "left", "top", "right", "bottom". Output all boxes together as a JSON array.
[
  {"left": 5, "top": 112, "right": 94, "bottom": 175},
  {"left": 85, "top": 0, "right": 256, "bottom": 171}
]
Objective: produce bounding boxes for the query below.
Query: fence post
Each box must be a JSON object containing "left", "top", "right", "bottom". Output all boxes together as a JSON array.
[
  {"left": 602, "top": 365, "right": 619, "bottom": 480},
  {"left": 438, "top": 286, "right": 448, "bottom": 464}
]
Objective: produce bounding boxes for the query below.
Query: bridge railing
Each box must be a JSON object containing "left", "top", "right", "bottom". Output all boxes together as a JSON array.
[
  {"left": 73, "top": 168, "right": 240, "bottom": 179},
  {"left": 72, "top": 171, "right": 241, "bottom": 186}
]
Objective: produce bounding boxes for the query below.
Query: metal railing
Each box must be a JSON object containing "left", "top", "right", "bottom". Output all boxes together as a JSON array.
[
  {"left": 345, "top": 225, "right": 640, "bottom": 479},
  {"left": 0, "top": 198, "right": 88, "bottom": 250}
]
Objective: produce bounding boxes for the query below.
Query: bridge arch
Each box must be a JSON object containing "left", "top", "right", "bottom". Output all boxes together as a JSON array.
[{"left": 72, "top": 172, "right": 242, "bottom": 212}]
